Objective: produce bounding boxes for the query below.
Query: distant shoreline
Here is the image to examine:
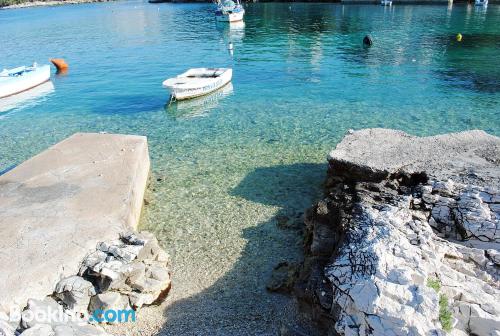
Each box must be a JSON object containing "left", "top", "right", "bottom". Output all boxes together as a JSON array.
[
  {"left": 0, "top": 0, "right": 112, "bottom": 10},
  {"left": 2, "top": 0, "right": 498, "bottom": 10}
]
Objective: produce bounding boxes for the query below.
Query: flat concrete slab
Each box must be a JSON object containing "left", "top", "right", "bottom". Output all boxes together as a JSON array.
[
  {"left": 329, "top": 129, "right": 500, "bottom": 187},
  {"left": 0, "top": 133, "right": 150, "bottom": 315}
]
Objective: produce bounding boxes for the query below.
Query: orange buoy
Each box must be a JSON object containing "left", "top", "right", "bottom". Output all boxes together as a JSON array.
[{"left": 50, "top": 58, "right": 69, "bottom": 72}]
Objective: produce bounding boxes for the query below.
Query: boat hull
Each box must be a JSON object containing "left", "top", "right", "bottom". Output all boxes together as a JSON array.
[
  {"left": 0, "top": 65, "right": 51, "bottom": 99},
  {"left": 163, "top": 68, "right": 233, "bottom": 101},
  {"left": 0, "top": 81, "right": 54, "bottom": 114},
  {"left": 215, "top": 10, "right": 244, "bottom": 22}
]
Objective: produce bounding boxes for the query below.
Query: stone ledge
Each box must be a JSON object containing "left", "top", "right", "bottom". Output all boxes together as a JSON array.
[
  {"left": 0, "top": 133, "right": 150, "bottom": 316},
  {"left": 328, "top": 128, "right": 500, "bottom": 187}
]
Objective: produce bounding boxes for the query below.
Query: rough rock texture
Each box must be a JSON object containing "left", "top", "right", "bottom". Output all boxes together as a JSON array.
[
  {"left": 328, "top": 129, "right": 500, "bottom": 188},
  {"left": 11, "top": 231, "right": 171, "bottom": 335},
  {"left": 295, "top": 129, "right": 500, "bottom": 336},
  {"left": 0, "top": 133, "right": 150, "bottom": 316},
  {"left": 80, "top": 231, "right": 171, "bottom": 311}
]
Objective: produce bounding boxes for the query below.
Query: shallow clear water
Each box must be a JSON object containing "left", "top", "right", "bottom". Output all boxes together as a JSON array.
[{"left": 1, "top": 2, "right": 499, "bottom": 334}]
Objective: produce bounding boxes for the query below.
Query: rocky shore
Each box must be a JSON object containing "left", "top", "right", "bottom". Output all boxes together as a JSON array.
[
  {"left": 0, "top": 231, "right": 171, "bottom": 336},
  {"left": 293, "top": 129, "right": 500, "bottom": 335}
]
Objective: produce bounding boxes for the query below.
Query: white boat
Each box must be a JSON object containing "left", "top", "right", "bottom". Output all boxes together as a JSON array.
[
  {"left": 0, "top": 64, "right": 51, "bottom": 99},
  {"left": 162, "top": 68, "right": 233, "bottom": 101},
  {"left": 215, "top": 0, "right": 245, "bottom": 22},
  {"left": 475, "top": 0, "right": 488, "bottom": 6},
  {"left": 381, "top": 0, "right": 392, "bottom": 5},
  {"left": 0, "top": 81, "right": 54, "bottom": 114}
]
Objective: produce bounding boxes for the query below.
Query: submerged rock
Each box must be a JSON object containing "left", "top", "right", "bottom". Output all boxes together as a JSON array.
[
  {"left": 267, "top": 262, "right": 299, "bottom": 293},
  {"left": 295, "top": 129, "right": 500, "bottom": 336}
]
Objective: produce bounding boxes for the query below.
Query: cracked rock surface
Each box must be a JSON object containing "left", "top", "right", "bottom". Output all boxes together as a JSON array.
[
  {"left": 2, "top": 231, "right": 171, "bottom": 336},
  {"left": 294, "top": 129, "right": 500, "bottom": 336}
]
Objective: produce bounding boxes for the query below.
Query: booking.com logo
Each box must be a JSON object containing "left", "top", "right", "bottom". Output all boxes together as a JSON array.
[
  {"left": 90, "top": 309, "right": 136, "bottom": 323},
  {"left": 8, "top": 306, "right": 136, "bottom": 325}
]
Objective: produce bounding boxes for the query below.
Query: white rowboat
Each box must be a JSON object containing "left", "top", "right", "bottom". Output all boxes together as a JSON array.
[
  {"left": 381, "top": 0, "right": 392, "bottom": 6},
  {"left": 0, "top": 64, "right": 51, "bottom": 99},
  {"left": 162, "top": 68, "right": 233, "bottom": 100},
  {"left": 0, "top": 81, "right": 54, "bottom": 114}
]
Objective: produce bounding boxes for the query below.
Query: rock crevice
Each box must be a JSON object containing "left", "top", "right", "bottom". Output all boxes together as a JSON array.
[{"left": 295, "top": 129, "right": 500, "bottom": 336}]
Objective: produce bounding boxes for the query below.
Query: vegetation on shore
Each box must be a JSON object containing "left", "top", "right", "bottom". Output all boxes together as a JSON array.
[
  {"left": 427, "top": 277, "right": 453, "bottom": 332},
  {"left": 0, "top": 0, "right": 107, "bottom": 8},
  {"left": 0, "top": 0, "right": 26, "bottom": 7}
]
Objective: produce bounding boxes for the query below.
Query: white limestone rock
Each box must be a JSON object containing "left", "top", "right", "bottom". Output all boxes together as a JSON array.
[
  {"left": 21, "top": 297, "right": 67, "bottom": 329},
  {"left": 324, "top": 194, "right": 500, "bottom": 336},
  {"left": 0, "top": 318, "right": 15, "bottom": 336},
  {"left": 487, "top": 249, "right": 500, "bottom": 265},
  {"left": 54, "top": 276, "right": 96, "bottom": 314},
  {"left": 128, "top": 292, "right": 156, "bottom": 309},
  {"left": 89, "top": 292, "right": 130, "bottom": 313},
  {"left": 305, "top": 129, "right": 500, "bottom": 336},
  {"left": 97, "top": 241, "right": 142, "bottom": 263},
  {"left": 52, "top": 322, "right": 111, "bottom": 336},
  {"left": 425, "top": 181, "right": 500, "bottom": 243},
  {"left": 19, "top": 324, "right": 55, "bottom": 336}
]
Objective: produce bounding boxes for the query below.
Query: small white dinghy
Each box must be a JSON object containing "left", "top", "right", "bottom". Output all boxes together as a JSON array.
[
  {"left": 381, "top": 0, "right": 392, "bottom": 6},
  {"left": 475, "top": 0, "right": 488, "bottom": 6},
  {"left": 0, "top": 64, "right": 51, "bottom": 99},
  {"left": 162, "top": 68, "right": 232, "bottom": 101}
]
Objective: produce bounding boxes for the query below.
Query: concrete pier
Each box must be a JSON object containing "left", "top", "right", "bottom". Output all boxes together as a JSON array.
[{"left": 0, "top": 133, "right": 150, "bottom": 315}]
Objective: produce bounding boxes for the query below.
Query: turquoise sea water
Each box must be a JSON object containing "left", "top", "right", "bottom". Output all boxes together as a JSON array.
[{"left": 1, "top": 2, "right": 500, "bottom": 334}]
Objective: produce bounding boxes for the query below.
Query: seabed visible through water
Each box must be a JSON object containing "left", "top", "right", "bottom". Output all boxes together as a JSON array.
[{"left": 1, "top": 1, "right": 499, "bottom": 334}]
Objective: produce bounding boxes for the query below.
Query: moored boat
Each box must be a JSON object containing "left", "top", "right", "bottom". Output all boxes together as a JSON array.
[
  {"left": 215, "top": 0, "right": 245, "bottom": 23},
  {"left": 381, "top": 0, "right": 392, "bottom": 5},
  {"left": 474, "top": 0, "right": 488, "bottom": 6},
  {"left": 162, "top": 68, "right": 233, "bottom": 100},
  {"left": 0, "top": 81, "right": 54, "bottom": 114},
  {"left": 0, "top": 64, "right": 51, "bottom": 99}
]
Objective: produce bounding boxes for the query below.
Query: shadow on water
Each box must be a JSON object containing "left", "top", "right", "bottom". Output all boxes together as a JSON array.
[
  {"left": 90, "top": 93, "right": 166, "bottom": 115},
  {"left": 156, "top": 163, "right": 326, "bottom": 335},
  {"left": 230, "top": 163, "right": 326, "bottom": 216}
]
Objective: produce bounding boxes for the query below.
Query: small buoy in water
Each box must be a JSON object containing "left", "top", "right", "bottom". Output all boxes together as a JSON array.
[
  {"left": 50, "top": 58, "right": 69, "bottom": 72},
  {"left": 363, "top": 35, "right": 373, "bottom": 46},
  {"left": 456, "top": 33, "right": 462, "bottom": 42}
]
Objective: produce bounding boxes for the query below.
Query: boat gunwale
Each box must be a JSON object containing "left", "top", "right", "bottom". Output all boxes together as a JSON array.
[{"left": 0, "top": 65, "right": 51, "bottom": 99}]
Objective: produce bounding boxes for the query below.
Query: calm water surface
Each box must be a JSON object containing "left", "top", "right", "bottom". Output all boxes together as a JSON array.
[{"left": 1, "top": 2, "right": 499, "bottom": 334}]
